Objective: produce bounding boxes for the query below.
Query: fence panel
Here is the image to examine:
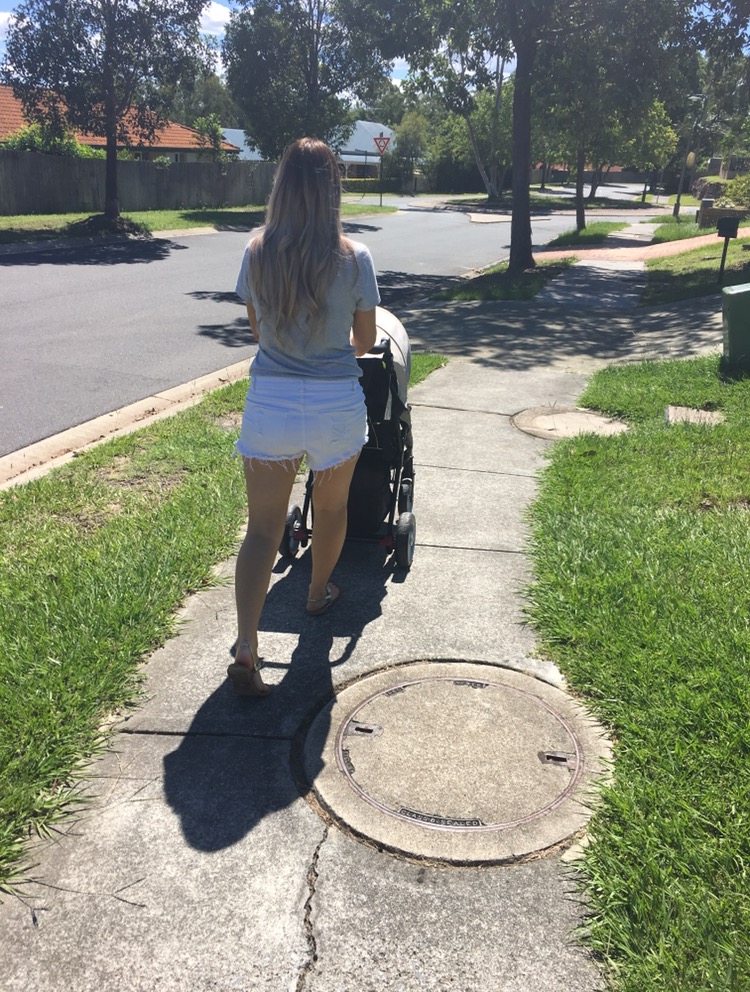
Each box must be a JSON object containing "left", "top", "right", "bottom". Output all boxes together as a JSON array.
[{"left": 0, "top": 151, "right": 276, "bottom": 215}]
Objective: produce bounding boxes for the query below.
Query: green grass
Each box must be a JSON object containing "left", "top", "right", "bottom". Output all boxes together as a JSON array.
[
  {"left": 438, "top": 256, "right": 577, "bottom": 302},
  {"left": 0, "top": 353, "right": 444, "bottom": 892},
  {"left": 643, "top": 235, "right": 750, "bottom": 305},
  {"left": 527, "top": 354, "right": 750, "bottom": 991},
  {"left": 0, "top": 202, "right": 396, "bottom": 244},
  {"left": 548, "top": 221, "right": 628, "bottom": 246},
  {"left": 649, "top": 216, "right": 702, "bottom": 242}
]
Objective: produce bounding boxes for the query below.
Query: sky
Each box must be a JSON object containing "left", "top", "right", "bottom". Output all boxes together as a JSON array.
[{"left": 0, "top": 1, "right": 408, "bottom": 80}]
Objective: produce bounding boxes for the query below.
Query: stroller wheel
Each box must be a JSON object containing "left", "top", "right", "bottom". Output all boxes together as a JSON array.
[
  {"left": 398, "top": 479, "right": 414, "bottom": 514},
  {"left": 394, "top": 511, "right": 416, "bottom": 569},
  {"left": 279, "top": 505, "right": 303, "bottom": 558}
]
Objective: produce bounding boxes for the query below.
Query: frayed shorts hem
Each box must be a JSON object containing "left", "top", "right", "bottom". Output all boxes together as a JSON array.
[{"left": 234, "top": 443, "right": 363, "bottom": 474}]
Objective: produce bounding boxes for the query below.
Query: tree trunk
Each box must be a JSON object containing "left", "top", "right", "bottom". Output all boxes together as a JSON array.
[
  {"left": 575, "top": 146, "right": 586, "bottom": 231},
  {"left": 104, "top": 81, "right": 120, "bottom": 221},
  {"left": 508, "top": 36, "right": 536, "bottom": 274},
  {"left": 466, "top": 115, "right": 497, "bottom": 199}
]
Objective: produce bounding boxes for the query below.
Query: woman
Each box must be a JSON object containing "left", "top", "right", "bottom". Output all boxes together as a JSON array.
[{"left": 227, "top": 137, "right": 379, "bottom": 697}]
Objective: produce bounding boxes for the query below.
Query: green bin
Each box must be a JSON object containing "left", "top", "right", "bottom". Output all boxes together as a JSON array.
[{"left": 723, "top": 283, "right": 750, "bottom": 371}]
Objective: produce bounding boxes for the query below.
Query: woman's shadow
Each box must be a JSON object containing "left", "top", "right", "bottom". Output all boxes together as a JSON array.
[{"left": 162, "top": 543, "right": 391, "bottom": 852}]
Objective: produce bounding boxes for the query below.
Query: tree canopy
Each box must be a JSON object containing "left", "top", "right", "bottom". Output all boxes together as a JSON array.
[
  {"left": 2, "top": 0, "right": 211, "bottom": 221},
  {"left": 222, "top": 0, "right": 390, "bottom": 159}
]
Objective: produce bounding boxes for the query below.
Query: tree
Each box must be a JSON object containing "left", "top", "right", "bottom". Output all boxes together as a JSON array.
[
  {"left": 193, "top": 112, "right": 229, "bottom": 163},
  {"left": 223, "top": 0, "right": 390, "bottom": 160},
  {"left": 163, "top": 72, "right": 242, "bottom": 129},
  {"left": 351, "top": 77, "right": 408, "bottom": 128},
  {"left": 535, "top": 0, "right": 697, "bottom": 229},
  {"left": 620, "top": 102, "right": 678, "bottom": 201},
  {"left": 2, "top": 0, "right": 210, "bottom": 222}
]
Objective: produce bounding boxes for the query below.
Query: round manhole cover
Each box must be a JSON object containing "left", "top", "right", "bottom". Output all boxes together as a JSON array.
[
  {"left": 512, "top": 405, "right": 628, "bottom": 440},
  {"left": 301, "top": 661, "right": 611, "bottom": 864}
]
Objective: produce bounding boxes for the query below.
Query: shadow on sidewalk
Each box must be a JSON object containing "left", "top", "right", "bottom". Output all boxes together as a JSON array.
[
  {"left": 162, "top": 542, "right": 391, "bottom": 853},
  {"left": 401, "top": 295, "right": 722, "bottom": 370}
]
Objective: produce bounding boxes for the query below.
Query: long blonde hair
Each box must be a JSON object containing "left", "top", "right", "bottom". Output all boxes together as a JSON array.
[{"left": 249, "top": 137, "right": 353, "bottom": 336}]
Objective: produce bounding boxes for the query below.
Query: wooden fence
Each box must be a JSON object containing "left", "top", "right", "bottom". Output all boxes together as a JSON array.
[{"left": 0, "top": 150, "right": 276, "bottom": 215}]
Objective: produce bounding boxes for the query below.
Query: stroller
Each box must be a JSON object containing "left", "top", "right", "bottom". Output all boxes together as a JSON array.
[{"left": 278, "top": 307, "right": 416, "bottom": 569}]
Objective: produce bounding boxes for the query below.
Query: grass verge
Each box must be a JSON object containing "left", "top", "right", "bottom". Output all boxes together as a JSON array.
[
  {"left": 0, "top": 353, "right": 444, "bottom": 892},
  {"left": 649, "top": 216, "right": 702, "bottom": 242},
  {"left": 0, "top": 203, "right": 396, "bottom": 245},
  {"left": 438, "top": 256, "right": 576, "bottom": 302},
  {"left": 643, "top": 235, "right": 750, "bottom": 305},
  {"left": 527, "top": 353, "right": 750, "bottom": 991},
  {"left": 548, "top": 221, "right": 628, "bottom": 246}
]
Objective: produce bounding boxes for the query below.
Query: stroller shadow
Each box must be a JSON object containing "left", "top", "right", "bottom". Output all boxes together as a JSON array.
[{"left": 162, "top": 542, "right": 392, "bottom": 853}]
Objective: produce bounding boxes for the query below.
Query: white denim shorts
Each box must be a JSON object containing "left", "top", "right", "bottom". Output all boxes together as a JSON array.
[{"left": 235, "top": 374, "right": 368, "bottom": 472}]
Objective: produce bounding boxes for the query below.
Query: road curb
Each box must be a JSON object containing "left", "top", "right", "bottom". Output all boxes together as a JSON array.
[{"left": 0, "top": 359, "right": 250, "bottom": 490}]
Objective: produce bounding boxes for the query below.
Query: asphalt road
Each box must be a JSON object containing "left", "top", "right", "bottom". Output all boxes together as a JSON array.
[{"left": 0, "top": 198, "right": 643, "bottom": 456}]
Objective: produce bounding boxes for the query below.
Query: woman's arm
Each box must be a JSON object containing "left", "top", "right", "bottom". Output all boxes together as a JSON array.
[
  {"left": 246, "top": 302, "right": 260, "bottom": 342},
  {"left": 351, "top": 308, "right": 377, "bottom": 357}
]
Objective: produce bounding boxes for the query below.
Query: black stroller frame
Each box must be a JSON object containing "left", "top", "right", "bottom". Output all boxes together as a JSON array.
[{"left": 279, "top": 322, "right": 416, "bottom": 569}]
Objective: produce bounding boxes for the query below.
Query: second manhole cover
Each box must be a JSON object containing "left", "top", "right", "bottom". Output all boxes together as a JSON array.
[
  {"left": 302, "top": 661, "right": 610, "bottom": 864},
  {"left": 512, "top": 406, "right": 628, "bottom": 439}
]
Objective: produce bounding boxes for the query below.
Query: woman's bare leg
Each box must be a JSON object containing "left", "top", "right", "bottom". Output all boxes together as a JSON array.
[
  {"left": 234, "top": 458, "right": 301, "bottom": 688},
  {"left": 307, "top": 454, "right": 359, "bottom": 605}
]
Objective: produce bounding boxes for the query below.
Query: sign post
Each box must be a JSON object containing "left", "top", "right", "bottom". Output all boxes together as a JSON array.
[{"left": 374, "top": 134, "right": 391, "bottom": 207}]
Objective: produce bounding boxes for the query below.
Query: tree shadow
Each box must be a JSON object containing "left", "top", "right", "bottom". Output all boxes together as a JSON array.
[
  {"left": 188, "top": 289, "right": 256, "bottom": 348},
  {"left": 399, "top": 295, "right": 722, "bottom": 371},
  {"left": 342, "top": 222, "right": 382, "bottom": 234},
  {"left": 162, "top": 540, "right": 391, "bottom": 853},
  {"left": 377, "top": 270, "right": 462, "bottom": 310},
  {"left": 0, "top": 237, "right": 186, "bottom": 267}
]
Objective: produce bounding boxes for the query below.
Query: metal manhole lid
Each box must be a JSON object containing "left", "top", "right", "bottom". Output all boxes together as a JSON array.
[{"left": 302, "top": 661, "right": 611, "bottom": 864}]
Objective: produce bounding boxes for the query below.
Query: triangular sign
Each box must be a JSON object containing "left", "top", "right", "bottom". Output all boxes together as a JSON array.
[{"left": 374, "top": 136, "right": 391, "bottom": 154}]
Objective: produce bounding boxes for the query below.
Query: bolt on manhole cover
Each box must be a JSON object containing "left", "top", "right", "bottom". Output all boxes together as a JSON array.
[
  {"left": 512, "top": 406, "right": 628, "bottom": 440},
  {"left": 301, "top": 661, "right": 611, "bottom": 864}
]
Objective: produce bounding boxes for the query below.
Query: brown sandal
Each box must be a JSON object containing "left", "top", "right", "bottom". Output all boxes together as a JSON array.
[
  {"left": 227, "top": 642, "right": 270, "bottom": 697},
  {"left": 305, "top": 582, "right": 341, "bottom": 616}
]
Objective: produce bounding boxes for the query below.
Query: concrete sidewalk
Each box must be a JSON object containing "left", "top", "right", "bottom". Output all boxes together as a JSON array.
[{"left": 0, "top": 228, "right": 725, "bottom": 992}]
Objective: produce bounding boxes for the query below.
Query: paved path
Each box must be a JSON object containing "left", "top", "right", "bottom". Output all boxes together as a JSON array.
[{"left": 0, "top": 221, "right": 726, "bottom": 991}]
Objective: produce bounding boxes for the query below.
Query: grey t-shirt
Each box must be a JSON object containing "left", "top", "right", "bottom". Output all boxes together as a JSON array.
[{"left": 235, "top": 238, "right": 380, "bottom": 379}]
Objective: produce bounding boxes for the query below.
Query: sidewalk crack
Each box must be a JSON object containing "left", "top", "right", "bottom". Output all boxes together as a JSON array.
[{"left": 296, "top": 824, "right": 328, "bottom": 992}]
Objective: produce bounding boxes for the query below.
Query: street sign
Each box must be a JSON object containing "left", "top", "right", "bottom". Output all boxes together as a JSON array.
[{"left": 374, "top": 136, "right": 390, "bottom": 155}]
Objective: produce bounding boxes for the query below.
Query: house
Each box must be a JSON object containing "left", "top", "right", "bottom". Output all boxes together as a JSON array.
[
  {"left": 0, "top": 84, "right": 240, "bottom": 162},
  {"left": 221, "top": 120, "right": 395, "bottom": 177},
  {"left": 340, "top": 121, "right": 396, "bottom": 179},
  {"left": 221, "top": 128, "right": 264, "bottom": 162}
]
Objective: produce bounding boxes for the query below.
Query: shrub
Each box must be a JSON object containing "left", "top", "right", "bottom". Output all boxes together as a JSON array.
[
  {"left": 716, "top": 174, "right": 750, "bottom": 208},
  {"left": 0, "top": 124, "right": 105, "bottom": 158},
  {"left": 341, "top": 177, "right": 400, "bottom": 194}
]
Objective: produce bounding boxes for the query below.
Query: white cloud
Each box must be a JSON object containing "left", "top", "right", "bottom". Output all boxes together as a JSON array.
[
  {"left": 0, "top": 12, "right": 14, "bottom": 41},
  {"left": 200, "top": 1, "right": 232, "bottom": 36}
]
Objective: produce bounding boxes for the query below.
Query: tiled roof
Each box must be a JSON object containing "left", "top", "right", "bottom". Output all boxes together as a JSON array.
[{"left": 0, "top": 85, "right": 239, "bottom": 152}]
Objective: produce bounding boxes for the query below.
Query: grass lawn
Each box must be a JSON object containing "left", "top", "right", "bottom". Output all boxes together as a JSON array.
[
  {"left": 0, "top": 352, "right": 445, "bottom": 892},
  {"left": 438, "top": 256, "right": 576, "bottom": 302},
  {"left": 643, "top": 235, "right": 750, "bottom": 305},
  {"left": 649, "top": 216, "right": 702, "bottom": 242},
  {"left": 0, "top": 202, "right": 396, "bottom": 244},
  {"left": 548, "top": 221, "right": 628, "bottom": 246},
  {"left": 528, "top": 354, "right": 750, "bottom": 991}
]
